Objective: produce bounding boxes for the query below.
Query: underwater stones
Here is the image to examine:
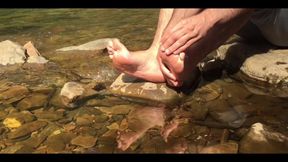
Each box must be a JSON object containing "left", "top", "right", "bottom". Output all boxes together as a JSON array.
[
  {"left": 110, "top": 73, "right": 183, "bottom": 105},
  {"left": 56, "top": 38, "right": 114, "bottom": 52},
  {"left": 46, "top": 132, "right": 76, "bottom": 153},
  {"left": 0, "top": 40, "right": 26, "bottom": 65},
  {"left": 60, "top": 82, "right": 85, "bottom": 108},
  {"left": 16, "top": 93, "right": 48, "bottom": 111},
  {"left": 96, "top": 105, "right": 134, "bottom": 115},
  {"left": 0, "top": 110, "right": 8, "bottom": 121},
  {"left": 0, "top": 85, "right": 29, "bottom": 105},
  {"left": 7, "top": 121, "right": 48, "bottom": 140},
  {"left": 71, "top": 135, "right": 97, "bottom": 148},
  {"left": 34, "top": 111, "right": 64, "bottom": 121},
  {"left": 199, "top": 142, "right": 238, "bottom": 153},
  {"left": 206, "top": 99, "right": 247, "bottom": 128},
  {"left": 239, "top": 123, "right": 288, "bottom": 153}
]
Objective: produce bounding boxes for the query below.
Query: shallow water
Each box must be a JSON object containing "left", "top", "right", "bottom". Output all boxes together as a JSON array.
[{"left": 0, "top": 9, "right": 287, "bottom": 153}]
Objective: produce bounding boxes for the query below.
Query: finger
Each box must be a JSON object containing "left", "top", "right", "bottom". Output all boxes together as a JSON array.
[
  {"left": 172, "top": 37, "right": 197, "bottom": 55},
  {"left": 165, "top": 33, "right": 191, "bottom": 55},
  {"left": 161, "top": 29, "right": 186, "bottom": 55},
  {"left": 159, "top": 60, "right": 177, "bottom": 81}
]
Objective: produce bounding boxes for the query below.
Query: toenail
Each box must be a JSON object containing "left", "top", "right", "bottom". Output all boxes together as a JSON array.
[{"left": 161, "top": 46, "right": 165, "bottom": 52}]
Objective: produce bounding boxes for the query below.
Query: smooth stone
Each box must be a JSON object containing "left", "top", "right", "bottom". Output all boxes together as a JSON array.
[
  {"left": 0, "top": 110, "right": 8, "bottom": 120},
  {"left": 109, "top": 73, "right": 183, "bottom": 105},
  {"left": 239, "top": 123, "right": 288, "bottom": 153},
  {"left": 85, "top": 96, "right": 130, "bottom": 107},
  {"left": 0, "top": 144, "right": 24, "bottom": 153},
  {"left": 75, "top": 114, "right": 94, "bottom": 126},
  {"left": 71, "top": 135, "right": 97, "bottom": 148},
  {"left": 0, "top": 40, "right": 26, "bottom": 65},
  {"left": 60, "top": 82, "right": 85, "bottom": 108},
  {"left": 16, "top": 93, "right": 48, "bottom": 111}
]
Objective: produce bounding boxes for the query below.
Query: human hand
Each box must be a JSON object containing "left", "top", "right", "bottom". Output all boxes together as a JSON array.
[{"left": 160, "top": 14, "right": 209, "bottom": 56}]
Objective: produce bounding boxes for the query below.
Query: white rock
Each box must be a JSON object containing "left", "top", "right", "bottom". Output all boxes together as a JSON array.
[{"left": 0, "top": 40, "right": 26, "bottom": 65}]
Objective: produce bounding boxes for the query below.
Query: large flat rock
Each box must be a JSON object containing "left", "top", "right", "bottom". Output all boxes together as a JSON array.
[{"left": 109, "top": 73, "right": 183, "bottom": 105}]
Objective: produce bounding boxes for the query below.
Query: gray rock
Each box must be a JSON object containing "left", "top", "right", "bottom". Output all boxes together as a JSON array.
[
  {"left": 109, "top": 73, "right": 183, "bottom": 105},
  {"left": 56, "top": 38, "right": 114, "bottom": 52},
  {"left": 0, "top": 40, "right": 26, "bottom": 65},
  {"left": 239, "top": 123, "right": 288, "bottom": 153}
]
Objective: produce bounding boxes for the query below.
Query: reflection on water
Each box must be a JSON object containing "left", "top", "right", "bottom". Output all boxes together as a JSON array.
[{"left": 0, "top": 9, "right": 287, "bottom": 153}]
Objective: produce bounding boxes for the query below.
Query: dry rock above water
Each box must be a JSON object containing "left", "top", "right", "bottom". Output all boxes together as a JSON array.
[
  {"left": 0, "top": 40, "right": 26, "bottom": 65},
  {"left": 206, "top": 41, "right": 288, "bottom": 97},
  {"left": 0, "top": 40, "right": 48, "bottom": 66}
]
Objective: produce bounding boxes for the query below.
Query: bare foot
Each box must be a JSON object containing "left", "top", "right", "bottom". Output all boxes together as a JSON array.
[{"left": 107, "top": 39, "right": 165, "bottom": 83}]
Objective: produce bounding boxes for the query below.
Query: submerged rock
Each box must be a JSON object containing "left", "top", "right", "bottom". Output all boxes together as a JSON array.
[
  {"left": 199, "top": 142, "right": 238, "bottom": 153},
  {"left": 56, "top": 38, "right": 114, "bottom": 51},
  {"left": 7, "top": 121, "right": 48, "bottom": 139},
  {"left": 60, "top": 82, "right": 85, "bottom": 108},
  {"left": 71, "top": 135, "right": 97, "bottom": 148},
  {"left": 110, "top": 73, "right": 183, "bottom": 105},
  {"left": 0, "top": 85, "right": 29, "bottom": 105},
  {"left": 0, "top": 40, "right": 26, "bottom": 66},
  {"left": 239, "top": 123, "right": 288, "bottom": 153},
  {"left": 16, "top": 93, "right": 48, "bottom": 111}
]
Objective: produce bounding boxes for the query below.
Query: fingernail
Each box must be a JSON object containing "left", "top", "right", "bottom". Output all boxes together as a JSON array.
[{"left": 165, "top": 49, "right": 170, "bottom": 55}]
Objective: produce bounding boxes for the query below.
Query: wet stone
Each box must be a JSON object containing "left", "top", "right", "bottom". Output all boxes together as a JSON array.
[
  {"left": 46, "top": 132, "right": 76, "bottom": 153},
  {"left": 16, "top": 93, "right": 48, "bottom": 111},
  {"left": 96, "top": 105, "right": 135, "bottom": 115},
  {"left": 191, "top": 82, "right": 222, "bottom": 102},
  {"left": 110, "top": 73, "right": 183, "bottom": 105},
  {"left": 7, "top": 121, "right": 48, "bottom": 139},
  {"left": 4, "top": 111, "right": 36, "bottom": 128},
  {"left": 0, "top": 143, "right": 24, "bottom": 153},
  {"left": 0, "top": 85, "right": 29, "bottom": 105},
  {"left": 75, "top": 114, "right": 94, "bottom": 126},
  {"left": 181, "top": 100, "right": 208, "bottom": 120},
  {"left": 74, "top": 126, "right": 97, "bottom": 136},
  {"left": 60, "top": 82, "right": 85, "bottom": 108},
  {"left": 71, "top": 135, "right": 97, "bottom": 148},
  {"left": 0, "top": 110, "right": 8, "bottom": 121},
  {"left": 85, "top": 96, "right": 130, "bottom": 107},
  {"left": 199, "top": 141, "right": 238, "bottom": 153},
  {"left": 239, "top": 123, "right": 288, "bottom": 153},
  {"left": 206, "top": 99, "right": 247, "bottom": 128},
  {"left": 34, "top": 111, "right": 64, "bottom": 121}
]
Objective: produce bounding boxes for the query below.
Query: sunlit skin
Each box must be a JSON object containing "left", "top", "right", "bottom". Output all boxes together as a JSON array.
[{"left": 107, "top": 9, "right": 254, "bottom": 87}]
